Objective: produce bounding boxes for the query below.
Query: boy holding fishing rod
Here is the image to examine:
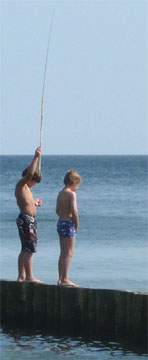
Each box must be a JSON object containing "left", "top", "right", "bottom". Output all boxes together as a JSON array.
[{"left": 15, "top": 147, "right": 42, "bottom": 283}]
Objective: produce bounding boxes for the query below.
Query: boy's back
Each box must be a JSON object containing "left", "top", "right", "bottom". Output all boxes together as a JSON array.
[{"left": 56, "top": 188, "right": 75, "bottom": 220}]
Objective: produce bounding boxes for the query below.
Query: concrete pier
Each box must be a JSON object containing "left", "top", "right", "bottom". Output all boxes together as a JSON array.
[{"left": 0, "top": 280, "right": 147, "bottom": 352}]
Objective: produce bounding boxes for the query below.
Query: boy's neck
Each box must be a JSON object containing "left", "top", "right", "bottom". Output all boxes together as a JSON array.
[{"left": 65, "top": 185, "right": 76, "bottom": 192}]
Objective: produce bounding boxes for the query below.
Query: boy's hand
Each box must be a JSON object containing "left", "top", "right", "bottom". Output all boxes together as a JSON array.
[
  {"left": 76, "top": 224, "right": 80, "bottom": 231},
  {"left": 34, "top": 198, "right": 43, "bottom": 207},
  {"left": 35, "top": 147, "right": 42, "bottom": 158}
]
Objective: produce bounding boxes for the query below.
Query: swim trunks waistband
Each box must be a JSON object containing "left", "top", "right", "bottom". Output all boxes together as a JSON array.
[{"left": 20, "top": 213, "right": 35, "bottom": 220}]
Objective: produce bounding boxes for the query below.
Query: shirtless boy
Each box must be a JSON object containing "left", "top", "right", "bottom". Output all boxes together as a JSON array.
[
  {"left": 56, "top": 170, "right": 81, "bottom": 287},
  {"left": 15, "top": 147, "right": 42, "bottom": 282}
]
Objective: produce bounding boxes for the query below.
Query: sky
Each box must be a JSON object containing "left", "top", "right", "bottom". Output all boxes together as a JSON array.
[{"left": 1, "top": 0, "right": 148, "bottom": 155}]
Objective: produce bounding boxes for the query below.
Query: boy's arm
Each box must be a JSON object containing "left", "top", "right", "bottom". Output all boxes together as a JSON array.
[
  {"left": 70, "top": 192, "right": 79, "bottom": 230},
  {"left": 56, "top": 203, "right": 59, "bottom": 216},
  {"left": 56, "top": 195, "right": 59, "bottom": 215},
  {"left": 19, "top": 147, "right": 41, "bottom": 185}
]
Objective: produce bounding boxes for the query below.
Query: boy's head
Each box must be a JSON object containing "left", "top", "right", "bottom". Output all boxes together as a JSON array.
[
  {"left": 22, "top": 168, "right": 42, "bottom": 184},
  {"left": 64, "top": 170, "right": 81, "bottom": 190}
]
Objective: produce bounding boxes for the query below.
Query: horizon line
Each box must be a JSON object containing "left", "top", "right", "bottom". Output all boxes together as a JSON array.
[{"left": 0, "top": 153, "right": 148, "bottom": 156}]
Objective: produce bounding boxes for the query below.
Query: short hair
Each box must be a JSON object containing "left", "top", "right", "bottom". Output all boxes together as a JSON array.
[
  {"left": 64, "top": 170, "right": 81, "bottom": 186},
  {"left": 22, "top": 168, "right": 42, "bottom": 183}
]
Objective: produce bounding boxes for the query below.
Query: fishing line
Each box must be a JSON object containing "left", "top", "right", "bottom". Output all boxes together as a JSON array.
[{"left": 39, "top": 8, "right": 55, "bottom": 171}]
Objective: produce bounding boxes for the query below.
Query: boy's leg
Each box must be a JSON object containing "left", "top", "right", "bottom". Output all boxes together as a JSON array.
[
  {"left": 58, "top": 237, "right": 78, "bottom": 286},
  {"left": 23, "top": 252, "right": 33, "bottom": 280},
  {"left": 23, "top": 252, "right": 41, "bottom": 283},
  {"left": 17, "top": 251, "right": 26, "bottom": 281}
]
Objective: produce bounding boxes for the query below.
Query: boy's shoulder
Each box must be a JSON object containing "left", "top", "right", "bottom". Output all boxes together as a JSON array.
[
  {"left": 15, "top": 178, "right": 28, "bottom": 191},
  {"left": 66, "top": 189, "right": 76, "bottom": 200},
  {"left": 58, "top": 189, "right": 75, "bottom": 199}
]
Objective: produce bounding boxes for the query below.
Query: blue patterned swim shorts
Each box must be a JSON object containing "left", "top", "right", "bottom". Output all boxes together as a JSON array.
[
  {"left": 57, "top": 218, "right": 76, "bottom": 238},
  {"left": 16, "top": 213, "right": 38, "bottom": 253}
]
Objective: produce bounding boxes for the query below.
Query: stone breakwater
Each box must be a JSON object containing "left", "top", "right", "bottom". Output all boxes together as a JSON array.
[{"left": 0, "top": 280, "right": 147, "bottom": 352}]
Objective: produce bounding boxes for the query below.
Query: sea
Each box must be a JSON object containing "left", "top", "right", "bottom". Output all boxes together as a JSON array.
[{"left": 0, "top": 155, "right": 148, "bottom": 359}]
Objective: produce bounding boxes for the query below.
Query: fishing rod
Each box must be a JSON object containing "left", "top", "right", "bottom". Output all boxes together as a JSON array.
[{"left": 39, "top": 8, "right": 55, "bottom": 172}]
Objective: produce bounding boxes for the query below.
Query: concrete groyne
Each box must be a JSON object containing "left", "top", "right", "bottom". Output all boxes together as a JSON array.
[{"left": 0, "top": 280, "right": 147, "bottom": 352}]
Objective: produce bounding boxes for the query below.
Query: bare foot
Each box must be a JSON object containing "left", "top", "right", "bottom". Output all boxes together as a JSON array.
[
  {"left": 17, "top": 277, "right": 26, "bottom": 282},
  {"left": 25, "top": 278, "right": 42, "bottom": 283},
  {"left": 58, "top": 280, "right": 79, "bottom": 288}
]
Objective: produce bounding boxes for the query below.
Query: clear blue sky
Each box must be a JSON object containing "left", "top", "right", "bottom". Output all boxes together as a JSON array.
[{"left": 1, "top": 0, "right": 147, "bottom": 155}]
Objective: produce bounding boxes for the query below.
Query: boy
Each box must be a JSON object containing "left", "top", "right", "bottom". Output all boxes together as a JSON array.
[
  {"left": 15, "top": 147, "right": 42, "bottom": 282},
  {"left": 56, "top": 170, "right": 81, "bottom": 287}
]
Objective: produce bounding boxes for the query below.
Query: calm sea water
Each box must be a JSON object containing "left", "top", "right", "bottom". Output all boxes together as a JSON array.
[{"left": 0, "top": 155, "right": 148, "bottom": 359}]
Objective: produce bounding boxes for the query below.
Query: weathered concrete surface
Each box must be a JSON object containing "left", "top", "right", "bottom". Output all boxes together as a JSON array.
[{"left": 0, "top": 280, "right": 147, "bottom": 351}]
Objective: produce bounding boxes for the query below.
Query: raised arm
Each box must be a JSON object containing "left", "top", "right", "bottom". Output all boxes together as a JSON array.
[
  {"left": 26, "top": 147, "right": 41, "bottom": 177},
  {"left": 19, "top": 147, "right": 42, "bottom": 185}
]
